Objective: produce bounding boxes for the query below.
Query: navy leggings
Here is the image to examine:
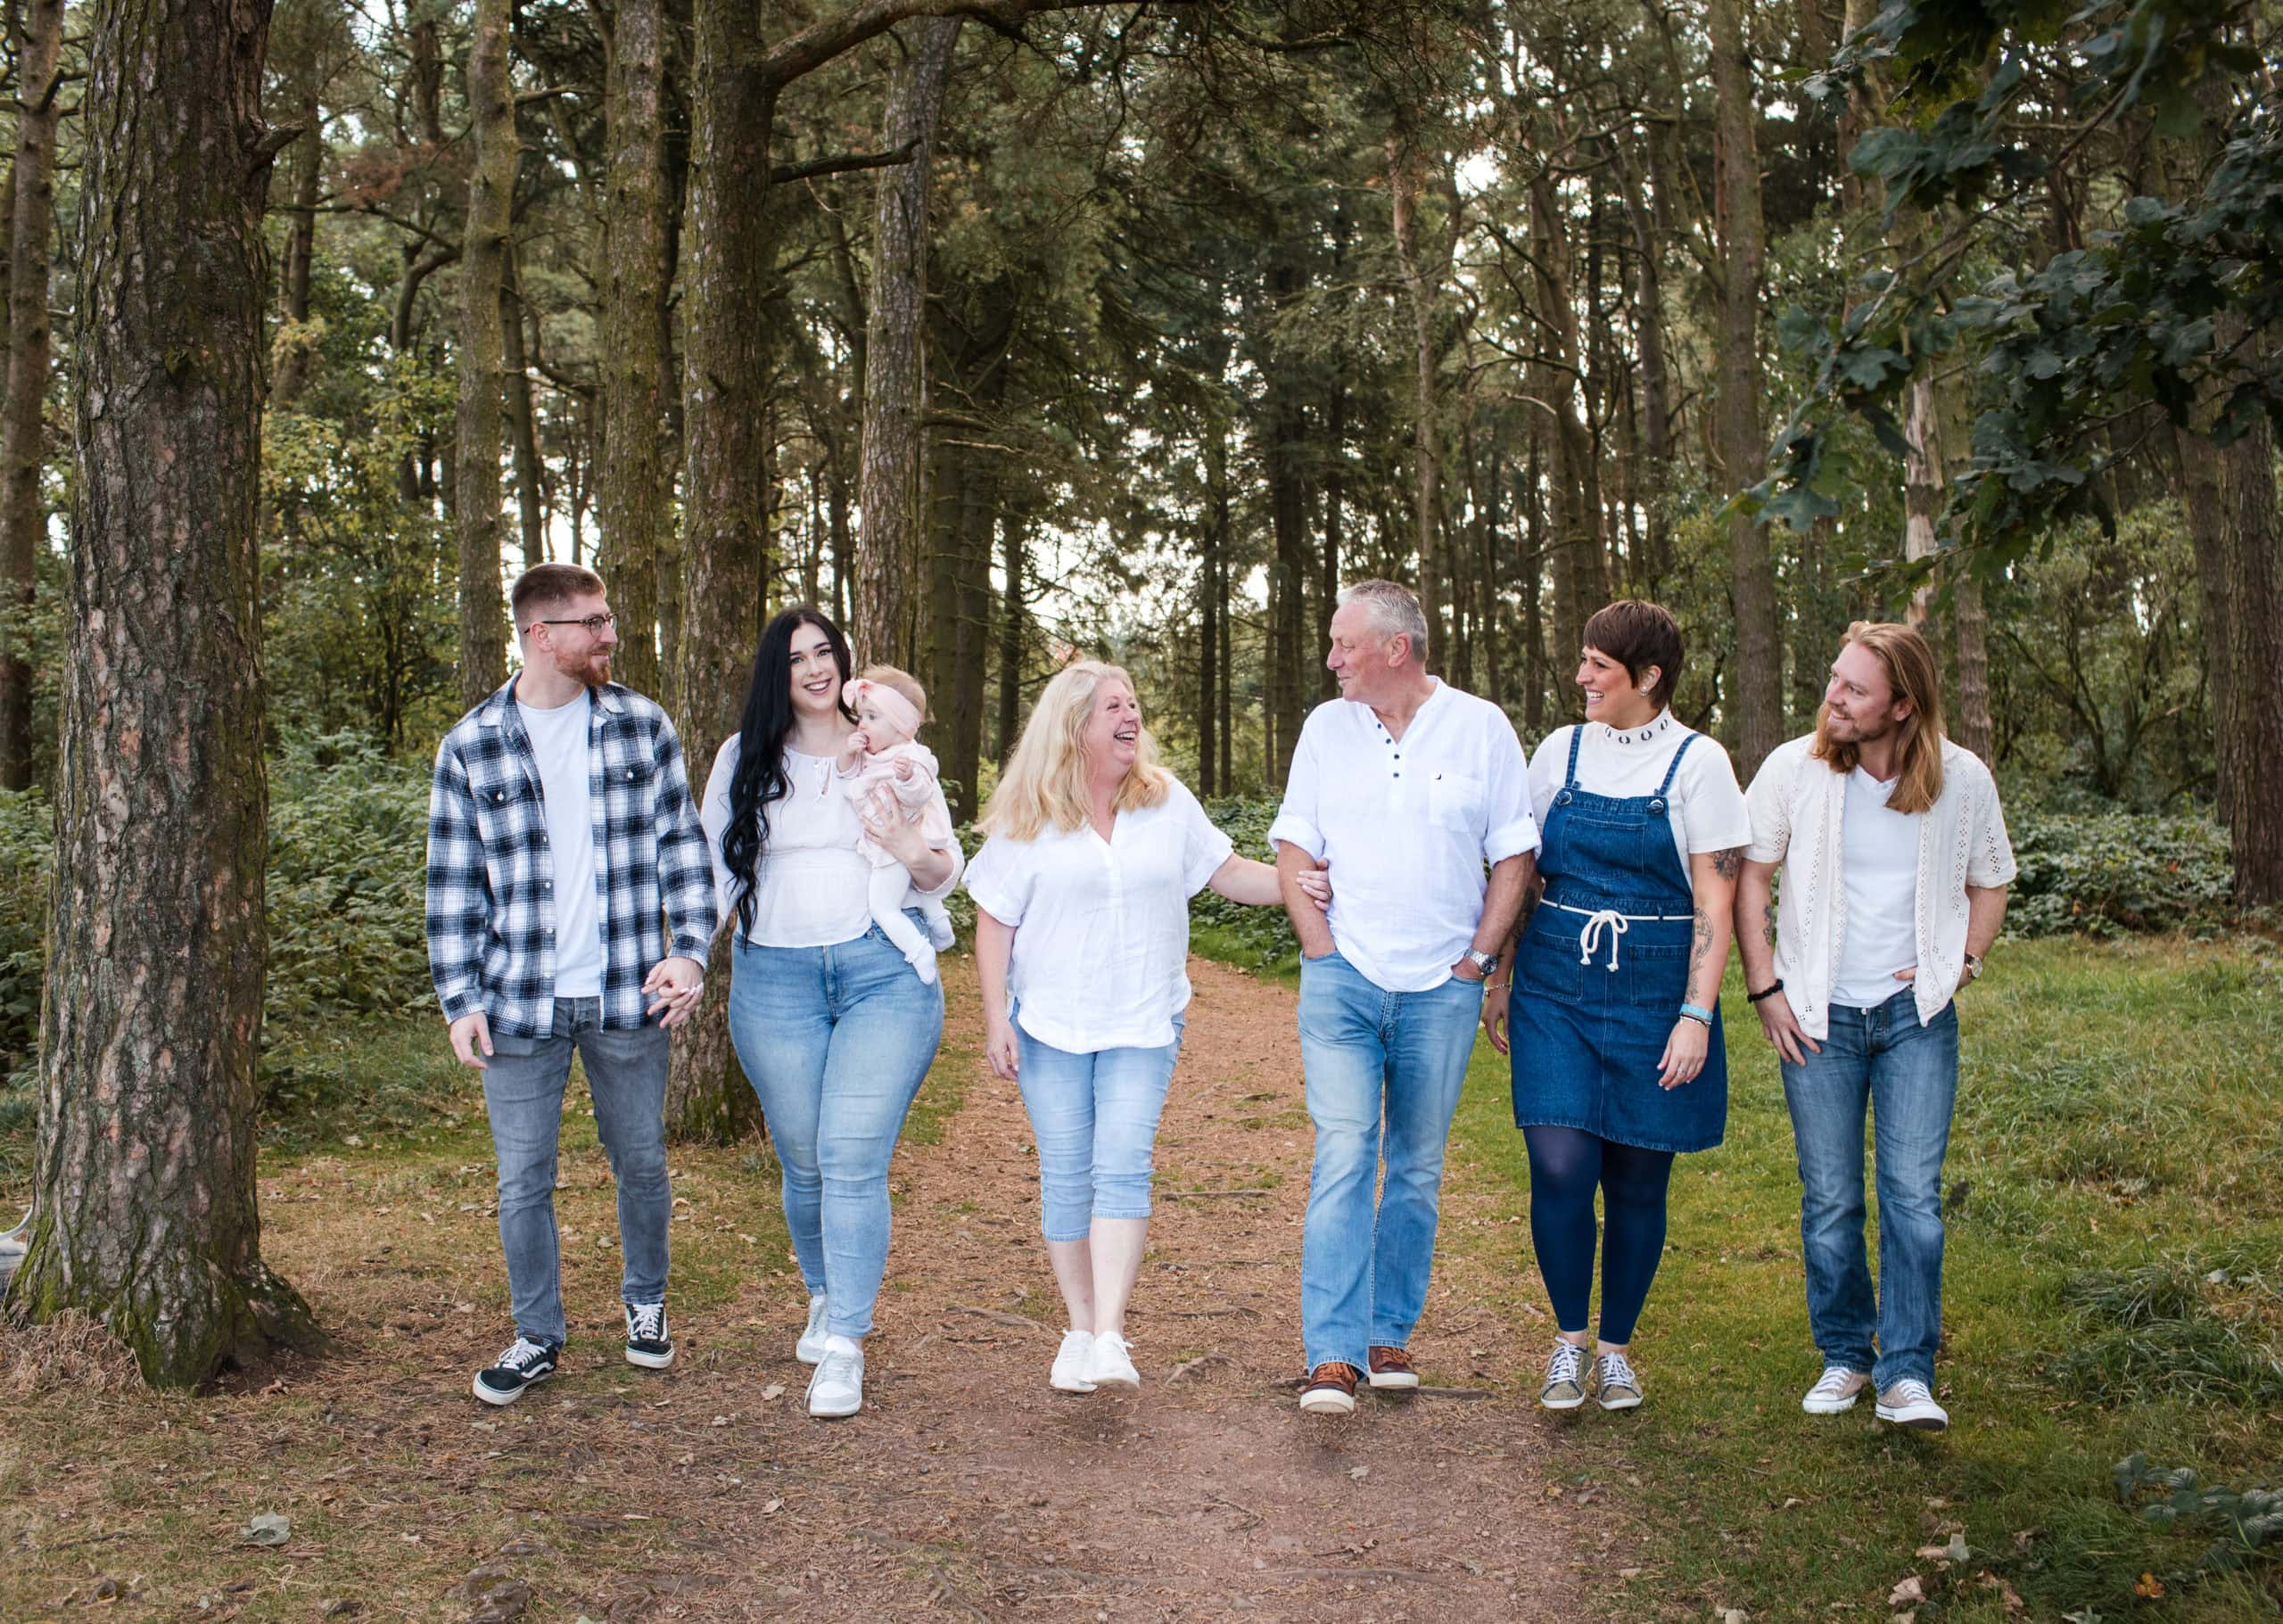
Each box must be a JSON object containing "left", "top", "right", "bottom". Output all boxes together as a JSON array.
[{"left": 1523, "top": 1125, "right": 1677, "bottom": 1345}]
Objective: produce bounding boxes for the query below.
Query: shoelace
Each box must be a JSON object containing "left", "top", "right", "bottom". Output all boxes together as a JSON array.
[
  {"left": 1886, "top": 1379, "right": 1933, "bottom": 1406},
  {"left": 495, "top": 1336, "right": 551, "bottom": 1373},
  {"left": 1595, "top": 1350, "right": 1639, "bottom": 1392},
  {"left": 1809, "top": 1367, "right": 1859, "bottom": 1398},
  {"left": 628, "top": 1303, "right": 665, "bottom": 1343},
  {"left": 1545, "top": 1341, "right": 1585, "bottom": 1388},
  {"left": 815, "top": 1345, "right": 861, "bottom": 1389}
]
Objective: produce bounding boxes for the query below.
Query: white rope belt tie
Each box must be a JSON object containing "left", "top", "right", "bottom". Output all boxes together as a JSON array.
[{"left": 1545, "top": 900, "right": 1694, "bottom": 972}]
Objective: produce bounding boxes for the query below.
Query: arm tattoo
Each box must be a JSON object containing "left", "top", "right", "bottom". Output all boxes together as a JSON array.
[
  {"left": 1688, "top": 904, "right": 1714, "bottom": 990},
  {"left": 1762, "top": 898, "right": 1777, "bottom": 952},
  {"left": 1710, "top": 845, "right": 1744, "bottom": 880}
]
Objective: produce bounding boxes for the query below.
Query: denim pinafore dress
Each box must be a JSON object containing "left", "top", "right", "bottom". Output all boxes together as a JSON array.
[{"left": 1508, "top": 727, "right": 1727, "bottom": 1152}]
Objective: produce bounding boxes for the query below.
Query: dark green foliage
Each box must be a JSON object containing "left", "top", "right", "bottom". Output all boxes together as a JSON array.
[
  {"left": 2115, "top": 1454, "right": 2283, "bottom": 1595},
  {"left": 1188, "top": 796, "right": 1301, "bottom": 969},
  {"left": 2006, "top": 809, "right": 2234, "bottom": 936}
]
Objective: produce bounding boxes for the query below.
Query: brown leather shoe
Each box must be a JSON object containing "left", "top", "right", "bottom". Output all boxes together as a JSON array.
[
  {"left": 1298, "top": 1361, "right": 1360, "bottom": 1414},
  {"left": 1366, "top": 1345, "right": 1420, "bottom": 1389}
]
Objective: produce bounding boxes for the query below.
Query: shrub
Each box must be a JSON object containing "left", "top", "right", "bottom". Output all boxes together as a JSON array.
[{"left": 2005, "top": 809, "right": 2234, "bottom": 936}]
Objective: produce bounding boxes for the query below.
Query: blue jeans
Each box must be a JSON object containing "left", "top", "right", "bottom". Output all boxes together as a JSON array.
[
  {"left": 1781, "top": 989, "right": 1960, "bottom": 1389},
  {"left": 728, "top": 919, "right": 944, "bottom": 1340},
  {"left": 482, "top": 997, "right": 672, "bottom": 1348},
  {"left": 1014, "top": 1014, "right": 1184, "bottom": 1241},
  {"left": 1298, "top": 952, "right": 1486, "bottom": 1371}
]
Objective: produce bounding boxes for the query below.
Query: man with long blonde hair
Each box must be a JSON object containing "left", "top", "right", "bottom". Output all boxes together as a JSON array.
[{"left": 1735, "top": 622, "right": 2015, "bottom": 1430}]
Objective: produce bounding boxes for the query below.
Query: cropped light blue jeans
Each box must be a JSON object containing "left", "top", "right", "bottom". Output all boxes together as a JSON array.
[
  {"left": 1013, "top": 1012, "right": 1185, "bottom": 1242},
  {"left": 729, "top": 916, "right": 944, "bottom": 1341},
  {"left": 1297, "top": 951, "right": 1485, "bottom": 1373},
  {"left": 1780, "top": 987, "right": 1960, "bottom": 1389}
]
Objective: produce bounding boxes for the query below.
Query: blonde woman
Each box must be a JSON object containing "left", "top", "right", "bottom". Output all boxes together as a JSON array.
[{"left": 966, "top": 662, "right": 1327, "bottom": 1394}]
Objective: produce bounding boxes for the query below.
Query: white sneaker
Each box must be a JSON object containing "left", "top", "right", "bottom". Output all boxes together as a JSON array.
[
  {"left": 796, "top": 1295, "right": 829, "bottom": 1364},
  {"left": 1874, "top": 1378, "right": 1949, "bottom": 1430},
  {"left": 1083, "top": 1331, "right": 1141, "bottom": 1389},
  {"left": 806, "top": 1334, "right": 863, "bottom": 1418},
  {"left": 1802, "top": 1365, "right": 1870, "bottom": 1414},
  {"left": 1051, "top": 1329, "right": 1097, "bottom": 1393}
]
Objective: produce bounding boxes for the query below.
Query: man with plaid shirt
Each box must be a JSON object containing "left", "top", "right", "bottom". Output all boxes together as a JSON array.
[{"left": 427, "top": 563, "right": 717, "bottom": 1405}]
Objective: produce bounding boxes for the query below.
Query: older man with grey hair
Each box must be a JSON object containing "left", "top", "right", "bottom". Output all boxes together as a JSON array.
[{"left": 1271, "top": 578, "right": 1538, "bottom": 1414}]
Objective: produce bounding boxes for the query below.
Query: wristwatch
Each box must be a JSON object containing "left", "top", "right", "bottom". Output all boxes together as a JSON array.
[
  {"left": 1962, "top": 951, "right": 1985, "bottom": 984},
  {"left": 1463, "top": 948, "right": 1500, "bottom": 977}
]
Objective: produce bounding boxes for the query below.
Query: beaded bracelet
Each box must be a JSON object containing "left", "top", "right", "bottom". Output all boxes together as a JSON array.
[{"left": 1746, "top": 978, "right": 1785, "bottom": 1004}]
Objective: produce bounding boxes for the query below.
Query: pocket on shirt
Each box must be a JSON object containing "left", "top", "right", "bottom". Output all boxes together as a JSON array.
[{"left": 1425, "top": 772, "right": 1482, "bottom": 828}]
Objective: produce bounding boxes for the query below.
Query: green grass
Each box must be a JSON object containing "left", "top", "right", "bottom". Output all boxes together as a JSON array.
[{"left": 1443, "top": 935, "right": 2283, "bottom": 1622}]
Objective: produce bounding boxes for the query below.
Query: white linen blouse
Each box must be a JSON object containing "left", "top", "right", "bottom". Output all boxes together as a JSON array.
[
  {"left": 700, "top": 737, "right": 962, "bottom": 948},
  {"left": 1743, "top": 733, "right": 2016, "bottom": 1039},
  {"left": 964, "top": 777, "right": 1234, "bottom": 1053},
  {"left": 1527, "top": 710, "right": 1752, "bottom": 876}
]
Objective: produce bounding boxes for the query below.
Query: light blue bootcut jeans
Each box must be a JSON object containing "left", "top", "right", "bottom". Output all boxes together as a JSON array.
[
  {"left": 1297, "top": 951, "right": 1485, "bottom": 1373},
  {"left": 482, "top": 996, "right": 672, "bottom": 1348},
  {"left": 728, "top": 917, "right": 944, "bottom": 1341},
  {"left": 1780, "top": 987, "right": 1960, "bottom": 1390},
  {"left": 1013, "top": 1013, "right": 1185, "bottom": 1241}
]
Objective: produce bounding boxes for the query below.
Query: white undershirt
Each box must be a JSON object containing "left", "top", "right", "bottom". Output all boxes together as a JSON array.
[
  {"left": 1527, "top": 710, "right": 1752, "bottom": 875},
  {"left": 516, "top": 692, "right": 604, "bottom": 999},
  {"left": 1833, "top": 766, "right": 1922, "bottom": 1008}
]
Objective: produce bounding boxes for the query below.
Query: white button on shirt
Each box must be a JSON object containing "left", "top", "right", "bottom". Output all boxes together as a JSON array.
[
  {"left": 1268, "top": 680, "right": 1538, "bottom": 993},
  {"left": 965, "top": 778, "right": 1234, "bottom": 1054}
]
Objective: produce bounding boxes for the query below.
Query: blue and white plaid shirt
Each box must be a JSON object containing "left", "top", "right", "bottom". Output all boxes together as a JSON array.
[{"left": 426, "top": 678, "right": 718, "bottom": 1037}]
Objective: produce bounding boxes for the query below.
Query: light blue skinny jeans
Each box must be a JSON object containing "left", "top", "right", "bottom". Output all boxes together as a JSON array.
[
  {"left": 482, "top": 996, "right": 672, "bottom": 1348},
  {"left": 1780, "top": 987, "right": 1960, "bottom": 1389},
  {"left": 1297, "top": 951, "right": 1485, "bottom": 1373},
  {"left": 1013, "top": 1011, "right": 1185, "bottom": 1241},
  {"left": 729, "top": 916, "right": 944, "bottom": 1340}
]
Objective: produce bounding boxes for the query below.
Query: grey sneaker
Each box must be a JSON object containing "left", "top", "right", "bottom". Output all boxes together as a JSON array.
[
  {"left": 1594, "top": 1349, "right": 1644, "bottom": 1410},
  {"left": 1540, "top": 1340, "right": 1587, "bottom": 1411},
  {"left": 1802, "top": 1365, "right": 1869, "bottom": 1414},
  {"left": 1875, "top": 1379, "right": 1949, "bottom": 1430}
]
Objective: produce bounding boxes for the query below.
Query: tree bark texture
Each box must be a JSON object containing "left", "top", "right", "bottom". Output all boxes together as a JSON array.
[
  {"left": 12, "top": 0, "right": 319, "bottom": 1386},
  {"left": 666, "top": 0, "right": 779, "bottom": 1143},
  {"left": 270, "top": 86, "right": 322, "bottom": 408},
  {"left": 598, "top": 0, "right": 672, "bottom": 697},
  {"left": 501, "top": 261, "right": 547, "bottom": 569},
  {"left": 1528, "top": 171, "right": 1603, "bottom": 690},
  {"left": 0, "top": 0, "right": 62, "bottom": 789},
  {"left": 854, "top": 15, "right": 960, "bottom": 669},
  {"left": 454, "top": 0, "right": 514, "bottom": 708},
  {"left": 1389, "top": 135, "right": 1446, "bottom": 664},
  {"left": 1710, "top": 0, "right": 1784, "bottom": 778},
  {"left": 997, "top": 505, "right": 1025, "bottom": 769}
]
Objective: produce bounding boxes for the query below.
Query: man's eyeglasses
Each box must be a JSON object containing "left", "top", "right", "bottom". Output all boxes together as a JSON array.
[{"left": 532, "top": 614, "right": 616, "bottom": 636}]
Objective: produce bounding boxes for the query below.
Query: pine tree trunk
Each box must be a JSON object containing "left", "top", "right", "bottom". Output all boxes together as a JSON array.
[
  {"left": 598, "top": 0, "right": 670, "bottom": 696},
  {"left": 271, "top": 88, "right": 322, "bottom": 408},
  {"left": 0, "top": 0, "right": 62, "bottom": 790},
  {"left": 855, "top": 15, "right": 959, "bottom": 668},
  {"left": 455, "top": 0, "right": 514, "bottom": 708},
  {"left": 1711, "top": 0, "right": 1783, "bottom": 777},
  {"left": 12, "top": 0, "right": 319, "bottom": 1386},
  {"left": 2214, "top": 419, "right": 2283, "bottom": 907},
  {"left": 1389, "top": 135, "right": 1446, "bottom": 661},
  {"left": 501, "top": 259, "right": 547, "bottom": 569},
  {"left": 997, "top": 505, "right": 1024, "bottom": 769},
  {"left": 1321, "top": 374, "right": 1346, "bottom": 702},
  {"left": 665, "top": 0, "right": 779, "bottom": 1144}
]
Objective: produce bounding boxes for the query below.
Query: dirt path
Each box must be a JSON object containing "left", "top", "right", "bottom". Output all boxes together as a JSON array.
[{"left": 4, "top": 959, "right": 1605, "bottom": 1624}]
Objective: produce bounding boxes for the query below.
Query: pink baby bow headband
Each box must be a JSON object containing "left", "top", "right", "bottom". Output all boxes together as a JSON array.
[{"left": 849, "top": 678, "right": 922, "bottom": 739}]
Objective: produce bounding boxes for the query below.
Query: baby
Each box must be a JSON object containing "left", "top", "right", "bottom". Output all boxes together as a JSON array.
[{"left": 839, "top": 665, "right": 958, "bottom": 984}]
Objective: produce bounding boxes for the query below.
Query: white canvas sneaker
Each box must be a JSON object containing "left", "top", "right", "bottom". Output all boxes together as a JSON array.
[
  {"left": 1875, "top": 1378, "right": 1949, "bottom": 1430},
  {"left": 1802, "top": 1365, "right": 1870, "bottom": 1414},
  {"left": 1083, "top": 1331, "right": 1141, "bottom": 1389},
  {"left": 1051, "top": 1329, "right": 1097, "bottom": 1393},
  {"left": 796, "top": 1295, "right": 829, "bottom": 1365},
  {"left": 806, "top": 1334, "right": 864, "bottom": 1418}
]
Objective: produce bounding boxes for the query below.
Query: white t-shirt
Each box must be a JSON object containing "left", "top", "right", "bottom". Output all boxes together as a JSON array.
[
  {"left": 1528, "top": 711, "right": 1752, "bottom": 875},
  {"left": 965, "top": 778, "right": 1234, "bottom": 1053},
  {"left": 516, "top": 692, "right": 604, "bottom": 999},
  {"left": 1267, "top": 680, "right": 1538, "bottom": 993},
  {"left": 700, "top": 737, "right": 961, "bottom": 948},
  {"left": 1834, "top": 767, "right": 1923, "bottom": 1007}
]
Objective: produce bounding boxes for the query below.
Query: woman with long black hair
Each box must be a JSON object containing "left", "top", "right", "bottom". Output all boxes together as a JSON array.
[{"left": 698, "top": 606, "right": 960, "bottom": 1418}]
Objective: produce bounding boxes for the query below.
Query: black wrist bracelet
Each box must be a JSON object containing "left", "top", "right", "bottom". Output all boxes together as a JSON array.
[{"left": 1746, "top": 978, "right": 1784, "bottom": 1003}]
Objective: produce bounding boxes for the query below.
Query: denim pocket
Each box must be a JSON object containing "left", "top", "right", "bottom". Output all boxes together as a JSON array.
[{"left": 1518, "top": 930, "right": 1584, "bottom": 1003}]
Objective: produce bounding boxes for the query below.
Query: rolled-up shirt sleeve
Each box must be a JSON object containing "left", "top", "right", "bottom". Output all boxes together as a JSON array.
[
  {"left": 1177, "top": 784, "right": 1237, "bottom": 894},
  {"left": 962, "top": 834, "right": 1030, "bottom": 925},
  {"left": 1743, "top": 748, "right": 1793, "bottom": 865},
  {"left": 1481, "top": 710, "right": 1539, "bottom": 864},
  {"left": 1265, "top": 721, "right": 1325, "bottom": 859},
  {"left": 698, "top": 738, "right": 742, "bottom": 938}
]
